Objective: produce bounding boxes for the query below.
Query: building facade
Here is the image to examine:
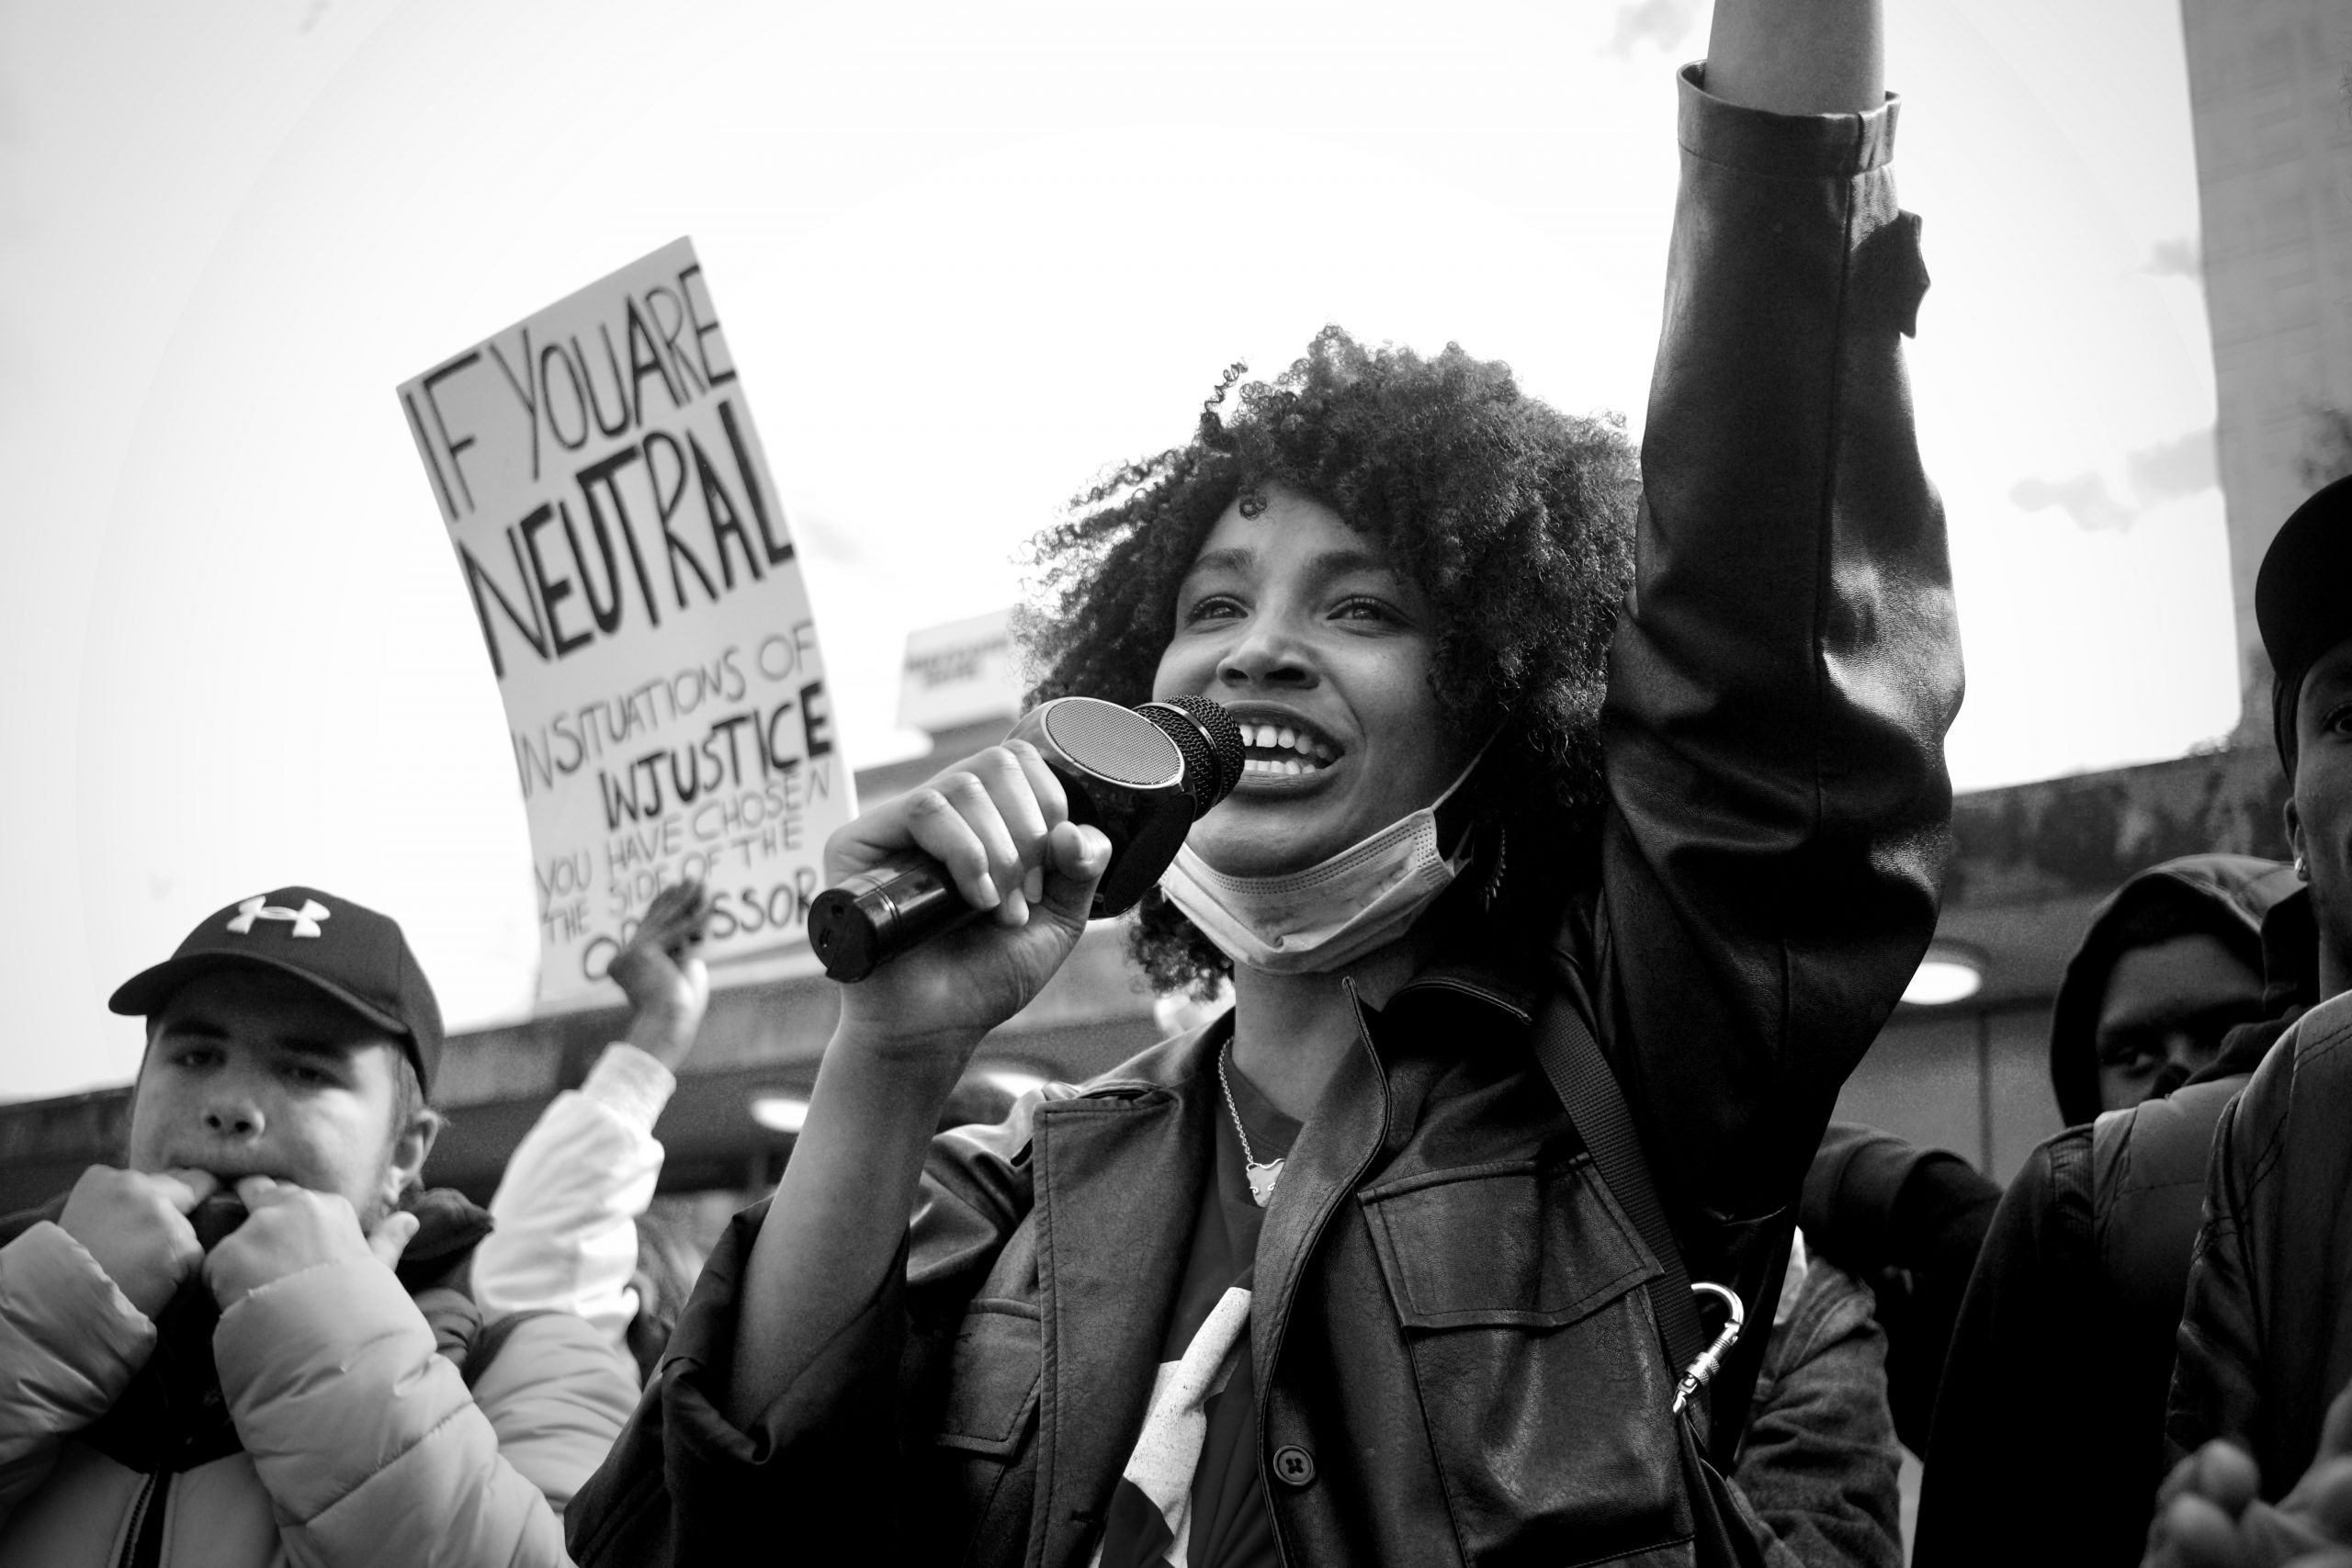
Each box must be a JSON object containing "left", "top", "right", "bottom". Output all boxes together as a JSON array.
[{"left": 2183, "top": 0, "right": 2352, "bottom": 689}]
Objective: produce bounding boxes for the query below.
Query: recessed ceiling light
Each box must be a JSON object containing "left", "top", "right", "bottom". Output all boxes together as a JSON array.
[
  {"left": 748, "top": 1094, "right": 808, "bottom": 1134},
  {"left": 1903, "top": 944, "right": 1984, "bottom": 1006}
]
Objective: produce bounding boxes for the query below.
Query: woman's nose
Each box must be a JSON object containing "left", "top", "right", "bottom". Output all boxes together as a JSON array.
[{"left": 1217, "top": 617, "right": 1317, "bottom": 689}]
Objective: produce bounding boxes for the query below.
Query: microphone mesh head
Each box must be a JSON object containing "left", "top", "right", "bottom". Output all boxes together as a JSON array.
[
  {"left": 1145, "top": 696, "right": 1245, "bottom": 816},
  {"left": 1039, "top": 699, "right": 1183, "bottom": 786}
]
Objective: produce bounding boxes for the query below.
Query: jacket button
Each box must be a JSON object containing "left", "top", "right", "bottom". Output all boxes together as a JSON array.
[{"left": 1272, "top": 1444, "right": 1317, "bottom": 1486}]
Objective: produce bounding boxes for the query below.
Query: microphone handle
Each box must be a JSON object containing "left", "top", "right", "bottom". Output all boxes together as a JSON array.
[{"left": 808, "top": 856, "right": 987, "bottom": 983}]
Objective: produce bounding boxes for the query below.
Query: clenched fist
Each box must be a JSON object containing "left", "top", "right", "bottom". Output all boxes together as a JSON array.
[
  {"left": 58, "top": 1165, "right": 221, "bottom": 1321},
  {"left": 203, "top": 1176, "right": 420, "bottom": 1311}
]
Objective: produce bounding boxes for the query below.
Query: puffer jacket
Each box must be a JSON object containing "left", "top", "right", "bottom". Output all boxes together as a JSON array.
[
  {"left": 2166, "top": 986, "right": 2352, "bottom": 1495},
  {"left": 1915, "top": 868, "right": 2310, "bottom": 1568},
  {"left": 569, "top": 60, "right": 1957, "bottom": 1568},
  {"left": 0, "top": 1187, "right": 639, "bottom": 1567}
]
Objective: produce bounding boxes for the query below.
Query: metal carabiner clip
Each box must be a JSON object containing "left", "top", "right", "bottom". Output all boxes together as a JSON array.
[{"left": 1670, "top": 1281, "right": 1747, "bottom": 1416}]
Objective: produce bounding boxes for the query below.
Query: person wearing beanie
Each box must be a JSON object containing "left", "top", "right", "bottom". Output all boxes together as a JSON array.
[
  {"left": 2142, "top": 473, "right": 2352, "bottom": 1565},
  {"left": 0, "top": 886, "right": 639, "bottom": 1568}
]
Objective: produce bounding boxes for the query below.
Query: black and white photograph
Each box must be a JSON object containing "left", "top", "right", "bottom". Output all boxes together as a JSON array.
[{"left": 0, "top": 1, "right": 2345, "bottom": 1563}]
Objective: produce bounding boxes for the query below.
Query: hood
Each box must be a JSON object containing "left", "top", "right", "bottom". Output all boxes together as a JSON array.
[{"left": 2048, "top": 854, "right": 2304, "bottom": 1126}]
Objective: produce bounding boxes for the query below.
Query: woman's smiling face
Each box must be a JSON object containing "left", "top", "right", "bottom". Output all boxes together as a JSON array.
[{"left": 1152, "top": 482, "right": 1472, "bottom": 877}]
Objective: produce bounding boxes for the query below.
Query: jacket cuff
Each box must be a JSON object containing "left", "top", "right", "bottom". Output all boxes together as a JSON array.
[
  {"left": 584, "top": 1043, "right": 678, "bottom": 1133},
  {"left": 1679, "top": 62, "right": 1898, "bottom": 178},
  {"left": 214, "top": 1255, "right": 432, "bottom": 1416}
]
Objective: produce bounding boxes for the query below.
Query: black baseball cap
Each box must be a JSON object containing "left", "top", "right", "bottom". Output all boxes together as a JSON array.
[
  {"left": 108, "top": 886, "right": 444, "bottom": 1096},
  {"left": 2257, "top": 474, "right": 2352, "bottom": 773}
]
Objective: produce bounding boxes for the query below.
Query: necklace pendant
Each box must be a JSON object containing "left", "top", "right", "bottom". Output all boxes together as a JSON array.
[{"left": 1246, "top": 1158, "right": 1283, "bottom": 1208}]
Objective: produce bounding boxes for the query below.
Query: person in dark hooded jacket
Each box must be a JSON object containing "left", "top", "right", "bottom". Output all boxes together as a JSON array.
[{"left": 1913, "top": 854, "right": 2313, "bottom": 1568}]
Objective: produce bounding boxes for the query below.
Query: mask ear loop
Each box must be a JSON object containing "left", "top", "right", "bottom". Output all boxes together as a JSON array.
[{"left": 1434, "top": 721, "right": 1513, "bottom": 910}]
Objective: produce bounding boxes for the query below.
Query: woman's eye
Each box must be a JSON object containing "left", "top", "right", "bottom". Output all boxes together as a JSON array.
[
  {"left": 1183, "top": 595, "right": 1244, "bottom": 625},
  {"left": 1331, "top": 595, "right": 1400, "bottom": 624},
  {"left": 2326, "top": 704, "right": 2352, "bottom": 737}
]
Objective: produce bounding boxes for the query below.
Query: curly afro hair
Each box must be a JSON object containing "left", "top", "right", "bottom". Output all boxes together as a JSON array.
[{"left": 1019, "top": 325, "right": 1638, "bottom": 997}]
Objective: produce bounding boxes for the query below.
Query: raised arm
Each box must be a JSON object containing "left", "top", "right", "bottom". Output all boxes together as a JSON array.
[
  {"left": 1595, "top": 0, "right": 1956, "bottom": 1285},
  {"left": 1706, "top": 0, "right": 1883, "bottom": 115},
  {"left": 473, "top": 883, "right": 713, "bottom": 1347}
]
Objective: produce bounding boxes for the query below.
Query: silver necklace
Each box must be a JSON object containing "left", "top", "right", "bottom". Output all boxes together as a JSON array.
[{"left": 1217, "top": 1043, "right": 1284, "bottom": 1207}]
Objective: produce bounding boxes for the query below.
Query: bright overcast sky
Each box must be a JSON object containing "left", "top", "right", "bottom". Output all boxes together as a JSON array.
[{"left": 1, "top": 0, "right": 2227, "bottom": 1100}]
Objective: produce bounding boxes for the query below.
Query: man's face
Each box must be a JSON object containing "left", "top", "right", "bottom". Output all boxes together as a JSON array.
[
  {"left": 2094, "top": 934, "right": 2267, "bottom": 1113},
  {"left": 125, "top": 967, "right": 431, "bottom": 1226},
  {"left": 2290, "top": 637, "right": 2352, "bottom": 998}
]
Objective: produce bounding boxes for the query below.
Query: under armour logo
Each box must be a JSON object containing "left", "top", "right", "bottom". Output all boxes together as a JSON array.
[{"left": 226, "top": 897, "right": 331, "bottom": 939}]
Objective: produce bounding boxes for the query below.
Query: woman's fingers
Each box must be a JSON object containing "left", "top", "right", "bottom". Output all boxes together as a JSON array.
[
  {"left": 1009, "top": 740, "right": 1069, "bottom": 904},
  {"left": 1035, "top": 821, "right": 1113, "bottom": 927},
  {"left": 895, "top": 747, "right": 1069, "bottom": 921}
]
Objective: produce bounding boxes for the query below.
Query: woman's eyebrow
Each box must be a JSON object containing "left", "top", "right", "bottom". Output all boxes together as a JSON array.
[
  {"left": 1182, "top": 547, "right": 1253, "bottom": 580},
  {"left": 1306, "top": 547, "right": 1392, "bottom": 581}
]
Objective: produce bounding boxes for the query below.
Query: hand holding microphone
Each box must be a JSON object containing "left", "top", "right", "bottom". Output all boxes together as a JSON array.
[{"left": 812, "top": 697, "right": 1244, "bottom": 985}]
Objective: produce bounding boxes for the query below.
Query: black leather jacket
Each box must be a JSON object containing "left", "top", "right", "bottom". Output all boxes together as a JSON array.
[
  {"left": 2166, "top": 987, "right": 2352, "bottom": 1496},
  {"left": 568, "top": 64, "right": 1955, "bottom": 1568}
]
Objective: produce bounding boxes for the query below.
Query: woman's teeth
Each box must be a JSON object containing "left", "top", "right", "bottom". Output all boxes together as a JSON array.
[{"left": 1241, "top": 722, "right": 1335, "bottom": 775}]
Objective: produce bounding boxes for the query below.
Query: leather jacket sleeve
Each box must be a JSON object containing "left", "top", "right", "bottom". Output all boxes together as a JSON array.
[
  {"left": 565, "top": 1090, "right": 1051, "bottom": 1566},
  {"left": 2167, "top": 995, "right": 2352, "bottom": 1500},
  {"left": 1596, "top": 69, "right": 1957, "bottom": 1271}
]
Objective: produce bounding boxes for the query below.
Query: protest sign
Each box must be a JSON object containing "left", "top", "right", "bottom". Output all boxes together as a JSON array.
[{"left": 399, "top": 237, "right": 854, "bottom": 1003}]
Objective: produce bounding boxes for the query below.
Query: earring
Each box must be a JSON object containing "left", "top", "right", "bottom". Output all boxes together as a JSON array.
[{"left": 2296, "top": 854, "right": 2310, "bottom": 880}]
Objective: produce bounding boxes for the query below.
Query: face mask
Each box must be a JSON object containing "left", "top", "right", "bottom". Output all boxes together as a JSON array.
[{"left": 1158, "top": 759, "right": 1480, "bottom": 976}]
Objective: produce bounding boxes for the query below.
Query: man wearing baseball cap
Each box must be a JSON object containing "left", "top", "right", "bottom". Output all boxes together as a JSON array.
[
  {"left": 2143, "top": 473, "right": 2352, "bottom": 1565},
  {"left": 0, "top": 886, "right": 639, "bottom": 1567}
]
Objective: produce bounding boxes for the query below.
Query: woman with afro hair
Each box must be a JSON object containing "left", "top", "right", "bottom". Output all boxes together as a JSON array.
[{"left": 567, "top": 1, "right": 1959, "bottom": 1562}]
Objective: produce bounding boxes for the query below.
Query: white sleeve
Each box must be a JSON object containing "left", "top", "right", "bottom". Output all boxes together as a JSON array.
[{"left": 471, "top": 1042, "right": 675, "bottom": 1348}]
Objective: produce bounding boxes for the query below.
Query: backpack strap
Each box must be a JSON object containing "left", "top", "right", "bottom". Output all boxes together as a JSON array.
[
  {"left": 1528, "top": 985, "right": 1713, "bottom": 1388},
  {"left": 462, "top": 1309, "right": 560, "bottom": 1391}
]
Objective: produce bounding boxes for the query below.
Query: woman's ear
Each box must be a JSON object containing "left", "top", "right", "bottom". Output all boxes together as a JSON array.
[{"left": 2287, "top": 797, "right": 2307, "bottom": 878}]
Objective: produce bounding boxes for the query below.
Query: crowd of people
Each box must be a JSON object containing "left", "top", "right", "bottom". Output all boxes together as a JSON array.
[{"left": 1, "top": 0, "right": 2346, "bottom": 1562}]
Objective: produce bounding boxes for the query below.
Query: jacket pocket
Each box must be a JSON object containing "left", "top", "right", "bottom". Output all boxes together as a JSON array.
[
  {"left": 1358, "top": 1155, "right": 1693, "bottom": 1566},
  {"left": 1361, "top": 1155, "right": 1658, "bottom": 1329},
  {"left": 934, "top": 1299, "right": 1043, "bottom": 1460}
]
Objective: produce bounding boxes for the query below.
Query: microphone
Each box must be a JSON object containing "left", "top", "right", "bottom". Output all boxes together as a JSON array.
[{"left": 809, "top": 695, "right": 1245, "bottom": 982}]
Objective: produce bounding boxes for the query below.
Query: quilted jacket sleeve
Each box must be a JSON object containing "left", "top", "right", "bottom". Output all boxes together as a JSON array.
[
  {"left": 215, "top": 1254, "right": 635, "bottom": 1567},
  {"left": 473, "top": 1043, "right": 678, "bottom": 1348},
  {"left": 0, "top": 1223, "right": 155, "bottom": 1525},
  {"left": 1597, "top": 69, "right": 1958, "bottom": 1261}
]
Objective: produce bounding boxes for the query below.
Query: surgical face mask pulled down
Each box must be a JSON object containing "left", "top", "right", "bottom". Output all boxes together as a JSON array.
[{"left": 1157, "top": 759, "right": 1482, "bottom": 976}]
